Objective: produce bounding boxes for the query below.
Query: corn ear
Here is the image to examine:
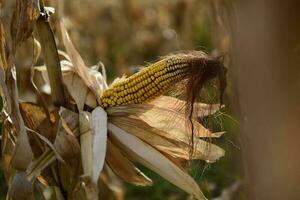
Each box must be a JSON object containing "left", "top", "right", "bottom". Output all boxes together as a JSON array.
[{"left": 101, "top": 55, "right": 194, "bottom": 107}]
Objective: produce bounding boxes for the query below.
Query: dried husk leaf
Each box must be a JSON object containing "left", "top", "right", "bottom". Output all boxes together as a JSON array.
[
  {"left": 54, "top": 107, "right": 81, "bottom": 193},
  {"left": 106, "top": 139, "right": 152, "bottom": 186},
  {"left": 85, "top": 90, "right": 98, "bottom": 108},
  {"left": 91, "top": 107, "right": 107, "bottom": 184},
  {"left": 19, "top": 102, "right": 57, "bottom": 155},
  {"left": 108, "top": 123, "right": 207, "bottom": 200},
  {"left": 11, "top": 0, "right": 39, "bottom": 53},
  {"left": 26, "top": 149, "right": 56, "bottom": 181},
  {"left": 10, "top": 171, "right": 35, "bottom": 200},
  {"left": 98, "top": 165, "right": 125, "bottom": 200},
  {"left": 60, "top": 22, "right": 104, "bottom": 102},
  {"left": 0, "top": 24, "right": 33, "bottom": 170},
  {"left": 0, "top": 22, "right": 9, "bottom": 72},
  {"left": 11, "top": 126, "right": 33, "bottom": 170},
  {"left": 149, "top": 95, "right": 222, "bottom": 118},
  {"left": 63, "top": 71, "right": 88, "bottom": 110},
  {"left": 36, "top": 13, "right": 67, "bottom": 106},
  {"left": 108, "top": 104, "right": 222, "bottom": 138},
  {"left": 110, "top": 116, "right": 224, "bottom": 162},
  {"left": 79, "top": 111, "right": 93, "bottom": 177},
  {"left": 72, "top": 176, "right": 98, "bottom": 200},
  {"left": 42, "top": 186, "right": 65, "bottom": 200},
  {"left": 19, "top": 102, "right": 50, "bottom": 130},
  {"left": 1, "top": 121, "right": 16, "bottom": 181},
  {"left": 33, "top": 63, "right": 98, "bottom": 109}
]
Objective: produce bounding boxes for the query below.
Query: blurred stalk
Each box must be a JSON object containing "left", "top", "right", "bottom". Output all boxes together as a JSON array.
[{"left": 231, "top": 1, "right": 300, "bottom": 199}]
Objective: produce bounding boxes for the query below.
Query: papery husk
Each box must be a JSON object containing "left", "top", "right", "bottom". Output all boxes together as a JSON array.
[
  {"left": 42, "top": 186, "right": 65, "bottom": 200},
  {"left": 149, "top": 95, "right": 222, "bottom": 118},
  {"left": 26, "top": 149, "right": 56, "bottom": 181},
  {"left": 60, "top": 22, "right": 104, "bottom": 103},
  {"left": 5, "top": 70, "right": 33, "bottom": 171},
  {"left": 107, "top": 104, "right": 223, "bottom": 138},
  {"left": 72, "top": 176, "right": 98, "bottom": 200},
  {"left": 108, "top": 123, "right": 207, "bottom": 200},
  {"left": 1, "top": 121, "right": 16, "bottom": 181},
  {"left": 32, "top": 63, "right": 98, "bottom": 110},
  {"left": 63, "top": 70, "right": 89, "bottom": 110},
  {"left": 90, "top": 107, "right": 107, "bottom": 184},
  {"left": 98, "top": 165, "right": 125, "bottom": 200},
  {"left": 106, "top": 139, "right": 152, "bottom": 186},
  {"left": 9, "top": 171, "right": 35, "bottom": 200},
  {"left": 110, "top": 116, "right": 224, "bottom": 162},
  {"left": 19, "top": 102, "right": 57, "bottom": 157},
  {"left": 54, "top": 107, "right": 81, "bottom": 193},
  {"left": 79, "top": 111, "right": 93, "bottom": 177},
  {"left": 79, "top": 107, "right": 108, "bottom": 185},
  {"left": 11, "top": 0, "right": 39, "bottom": 53},
  {"left": 1, "top": 10, "right": 34, "bottom": 171}
]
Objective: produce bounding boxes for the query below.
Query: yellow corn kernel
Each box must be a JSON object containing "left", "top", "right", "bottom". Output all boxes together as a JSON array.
[{"left": 100, "top": 54, "right": 195, "bottom": 108}]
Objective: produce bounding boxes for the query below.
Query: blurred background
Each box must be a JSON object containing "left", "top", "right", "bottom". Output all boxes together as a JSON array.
[{"left": 1, "top": 0, "right": 242, "bottom": 199}]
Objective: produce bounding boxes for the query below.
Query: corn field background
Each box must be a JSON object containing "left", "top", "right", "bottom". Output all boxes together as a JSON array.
[{"left": 1, "top": 0, "right": 300, "bottom": 200}]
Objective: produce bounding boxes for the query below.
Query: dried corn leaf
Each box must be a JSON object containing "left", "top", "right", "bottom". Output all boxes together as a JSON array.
[
  {"left": 26, "top": 149, "right": 56, "bottom": 181},
  {"left": 108, "top": 104, "right": 222, "bottom": 138},
  {"left": 63, "top": 71, "right": 88, "bottom": 110},
  {"left": 26, "top": 128, "right": 64, "bottom": 163},
  {"left": 33, "top": 63, "right": 98, "bottom": 109},
  {"left": 1, "top": 47, "right": 33, "bottom": 171},
  {"left": 11, "top": 126, "right": 33, "bottom": 170},
  {"left": 72, "top": 176, "right": 98, "bottom": 200},
  {"left": 54, "top": 107, "right": 81, "bottom": 192},
  {"left": 36, "top": 15, "right": 67, "bottom": 106},
  {"left": 106, "top": 139, "right": 152, "bottom": 186},
  {"left": 85, "top": 90, "right": 98, "bottom": 108},
  {"left": 110, "top": 116, "right": 224, "bottom": 162},
  {"left": 20, "top": 102, "right": 49, "bottom": 130},
  {"left": 10, "top": 172, "right": 34, "bottom": 200},
  {"left": 0, "top": 22, "right": 9, "bottom": 72},
  {"left": 42, "top": 186, "right": 65, "bottom": 200},
  {"left": 11, "top": 0, "right": 39, "bottom": 52},
  {"left": 99, "top": 165, "right": 125, "bottom": 200},
  {"left": 19, "top": 102, "right": 56, "bottom": 142},
  {"left": 108, "top": 123, "right": 207, "bottom": 200},
  {"left": 1, "top": 122, "right": 16, "bottom": 180},
  {"left": 60, "top": 22, "right": 104, "bottom": 102},
  {"left": 149, "top": 95, "right": 222, "bottom": 118}
]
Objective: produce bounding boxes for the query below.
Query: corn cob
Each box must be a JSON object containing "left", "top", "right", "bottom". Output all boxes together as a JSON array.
[{"left": 100, "top": 54, "right": 203, "bottom": 108}]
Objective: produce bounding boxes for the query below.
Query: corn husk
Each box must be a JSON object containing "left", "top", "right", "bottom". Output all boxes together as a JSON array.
[
  {"left": 110, "top": 116, "right": 224, "bottom": 162},
  {"left": 106, "top": 139, "right": 152, "bottom": 186},
  {"left": 108, "top": 123, "right": 207, "bottom": 200},
  {"left": 90, "top": 107, "right": 107, "bottom": 184},
  {"left": 150, "top": 95, "right": 222, "bottom": 118}
]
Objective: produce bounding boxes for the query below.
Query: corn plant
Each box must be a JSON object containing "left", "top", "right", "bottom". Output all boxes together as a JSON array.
[{"left": 0, "top": 0, "right": 227, "bottom": 200}]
